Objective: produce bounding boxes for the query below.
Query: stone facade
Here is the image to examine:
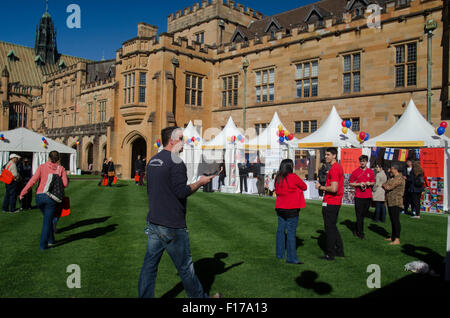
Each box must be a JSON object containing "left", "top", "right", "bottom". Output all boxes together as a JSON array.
[{"left": 2, "top": 0, "right": 449, "bottom": 179}]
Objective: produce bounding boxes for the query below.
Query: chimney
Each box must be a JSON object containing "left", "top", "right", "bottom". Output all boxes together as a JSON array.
[{"left": 138, "top": 23, "right": 158, "bottom": 38}]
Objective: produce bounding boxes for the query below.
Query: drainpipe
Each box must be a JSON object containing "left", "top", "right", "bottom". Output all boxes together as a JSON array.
[{"left": 425, "top": 19, "right": 437, "bottom": 123}]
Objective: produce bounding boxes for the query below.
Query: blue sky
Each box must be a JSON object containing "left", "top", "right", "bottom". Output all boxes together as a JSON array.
[{"left": 0, "top": 0, "right": 316, "bottom": 61}]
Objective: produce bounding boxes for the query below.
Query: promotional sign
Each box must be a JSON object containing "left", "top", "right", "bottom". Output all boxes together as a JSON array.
[
  {"left": 420, "top": 148, "right": 445, "bottom": 214},
  {"left": 341, "top": 148, "right": 362, "bottom": 205}
]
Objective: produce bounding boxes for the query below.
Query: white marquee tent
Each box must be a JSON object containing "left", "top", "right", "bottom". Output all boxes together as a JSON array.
[
  {"left": 246, "top": 112, "right": 301, "bottom": 174},
  {"left": 180, "top": 121, "right": 202, "bottom": 184},
  {"left": 202, "top": 117, "right": 244, "bottom": 192},
  {"left": 363, "top": 99, "right": 450, "bottom": 148},
  {"left": 297, "top": 106, "right": 360, "bottom": 151},
  {"left": 0, "top": 128, "right": 77, "bottom": 175},
  {"left": 363, "top": 99, "right": 450, "bottom": 212}
]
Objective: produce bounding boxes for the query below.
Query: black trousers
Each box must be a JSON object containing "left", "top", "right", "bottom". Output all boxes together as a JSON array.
[
  {"left": 354, "top": 197, "right": 372, "bottom": 237},
  {"left": 218, "top": 175, "right": 225, "bottom": 189},
  {"left": 388, "top": 206, "right": 402, "bottom": 239},
  {"left": 108, "top": 176, "right": 114, "bottom": 186},
  {"left": 239, "top": 175, "right": 248, "bottom": 193},
  {"left": 410, "top": 192, "right": 421, "bottom": 216},
  {"left": 322, "top": 204, "right": 344, "bottom": 257}
]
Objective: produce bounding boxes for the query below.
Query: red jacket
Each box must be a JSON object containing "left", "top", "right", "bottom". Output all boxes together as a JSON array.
[{"left": 275, "top": 173, "right": 308, "bottom": 209}]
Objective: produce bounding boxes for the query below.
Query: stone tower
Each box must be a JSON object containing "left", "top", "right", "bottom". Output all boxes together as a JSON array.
[{"left": 34, "top": 0, "right": 58, "bottom": 65}]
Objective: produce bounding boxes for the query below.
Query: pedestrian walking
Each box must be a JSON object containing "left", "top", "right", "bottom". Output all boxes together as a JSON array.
[
  {"left": 19, "top": 151, "right": 68, "bottom": 250},
  {"left": 107, "top": 157, "right": 115, "bottom": 187},
  {"left": 138, "top": 126, "right": 221, "bottom": 298},
  {"left": 2, "top": 154, "right": 21, "bottom": 213},
  {"left": 372, "top": 163, "right": 387, "bottom": 223},
  {"left": 18, "top": 157, "right": 33, "bottom": 210}
]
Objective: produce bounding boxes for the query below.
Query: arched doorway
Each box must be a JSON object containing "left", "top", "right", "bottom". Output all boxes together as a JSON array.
[
  {"left": 131, "top": 137, "right": 147, "bottom": 178},
  {"left": 86, "top": 143, "right": 94, "bottom": 171}
]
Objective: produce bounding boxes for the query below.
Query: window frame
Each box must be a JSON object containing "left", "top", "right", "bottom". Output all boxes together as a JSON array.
[
  {"left": 255, "top": 68, "right": 275, "bottom": 103},
  {"left": 185, "top": 73, "right": 204, "bottom": 107},
  {"left": 395, "top": 41, "right": 417, "bottom": 88},
  {"left": 295, "top": 60, "right": 319, "bottom": 98}
]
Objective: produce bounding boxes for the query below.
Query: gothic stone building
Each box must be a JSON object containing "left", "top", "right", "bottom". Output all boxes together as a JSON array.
[{"left": 1, "top": 0, "right": 449, "bottom": 179}]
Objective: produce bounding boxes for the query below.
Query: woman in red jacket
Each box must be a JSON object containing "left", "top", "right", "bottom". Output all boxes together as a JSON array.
[{"left": 274, "top": 159, "right": 308, "bottom": 265}]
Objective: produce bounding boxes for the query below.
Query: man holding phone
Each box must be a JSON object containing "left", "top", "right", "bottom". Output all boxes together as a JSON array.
[{"left": 138, "top": 126, "right": 220, "bottom": 298}]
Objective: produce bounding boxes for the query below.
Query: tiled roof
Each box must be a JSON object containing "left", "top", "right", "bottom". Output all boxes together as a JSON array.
[
  {"left": 86, "top": 60, "right": 116, "bottom": 84},
  {"left": 235, "top": 0, "right": 390, "bottom": 40},
  {"left": 0, "top": 41, "right": 91, "bottom": 87}
]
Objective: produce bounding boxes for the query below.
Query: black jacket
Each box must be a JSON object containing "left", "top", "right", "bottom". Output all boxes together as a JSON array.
[{"left": 146, "top": 150, "right": 193, "bottom": 229}]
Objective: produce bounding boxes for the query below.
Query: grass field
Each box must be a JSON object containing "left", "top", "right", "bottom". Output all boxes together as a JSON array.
[{"left": 0, "top": 178, "right": 449, "bottom": 298}]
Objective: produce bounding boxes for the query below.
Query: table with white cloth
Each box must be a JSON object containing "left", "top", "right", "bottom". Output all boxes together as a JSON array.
[
  {"left": 245, "top": 177, "right": 258, "bottom": 194},
  {"left": 304, "top": 181, "right": 320, "bottom": 200}
]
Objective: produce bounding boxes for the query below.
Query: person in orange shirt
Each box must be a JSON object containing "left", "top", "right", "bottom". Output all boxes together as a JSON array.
[{"left": 274, "top": 159, "right": 307, "bottom": 265}]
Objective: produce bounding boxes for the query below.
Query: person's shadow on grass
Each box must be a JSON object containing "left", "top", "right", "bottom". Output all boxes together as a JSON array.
[
  {"left": 57, "top": 216, "right": 111, "bottom": 234},
  {"left": 368, "top": 223, "right": 389, "bottom": 239},
  {"left": 311, "top": 230, "right": 327, "bottom": 254},
  {"left": 54, "top": 224, "right": 118, "bottom": 247},
  {"left": 162, "top": 252, "right": 244, "bottom": 298},
  {"left": 295, "top": 270, "right": 333, "bottom": 295},
  {"left": 340, "top": 219, "right": 356, "bottom": 235}
]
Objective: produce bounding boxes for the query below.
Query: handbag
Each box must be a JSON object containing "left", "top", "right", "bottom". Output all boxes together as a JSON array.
[
  {"left": 108, "top": 171, "right": 115, "bottom": 177},
  {"left": 113, "top": 176, "right": 117, "bottom": 185},
  {"left": 60, "top": 197, "right": 71, "bottom": 217},
  {"left": 134, "top": 172, "right": 140, "bottom": 182},
  {"left": 0, "top": 163, "right": 14, "bottom": 184},
  {"left": 102, "top": 176, "right": 108, "bottom": 186}
]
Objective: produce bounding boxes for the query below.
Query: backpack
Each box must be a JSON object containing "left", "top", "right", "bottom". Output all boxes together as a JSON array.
[{"left": 43, "top": 166, "right": 65, "bottom": 203}]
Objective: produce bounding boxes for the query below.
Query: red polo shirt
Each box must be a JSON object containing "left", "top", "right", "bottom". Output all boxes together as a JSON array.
[
  {"left": 349, "top": 167, "right": 375, "bottom": 198},
  {"left": 323, "top": 162, "right": 344, "bottom": 206}
]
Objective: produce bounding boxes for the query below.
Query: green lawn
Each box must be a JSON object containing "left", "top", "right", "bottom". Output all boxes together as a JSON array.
[{"left": 0, "top": 178, "right": 448, "bottom": 298}]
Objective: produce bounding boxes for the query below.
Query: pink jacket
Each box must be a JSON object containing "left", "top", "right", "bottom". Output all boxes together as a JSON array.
[{"left": 20, "top": 162, "right": 68, "bottom": 198}]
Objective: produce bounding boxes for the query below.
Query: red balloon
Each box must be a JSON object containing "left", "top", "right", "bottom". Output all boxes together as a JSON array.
[
  {"left": 288, "top": 134, "right": 294, "bottom": 141},
  {"left": 440, "top": 122, "right": 448, "bottom": 129},
  {"left": 359, "top": 132, "right": 366, "bottom": 141},
  {"left": 342, "top": 120, "right": 347, "bottom": 128}
]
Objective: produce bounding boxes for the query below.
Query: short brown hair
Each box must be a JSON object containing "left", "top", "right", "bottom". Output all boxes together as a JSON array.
[{"left": 49, "top": 151, "right": 60, "bottom": 163}]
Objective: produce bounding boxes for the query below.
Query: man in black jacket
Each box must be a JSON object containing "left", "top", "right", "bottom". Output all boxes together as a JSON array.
[
  {"left": 138, "top": 126, "right": 220, "bottom": 298},
  {"left": 238, "top": 159, "right": 249, "bottom": 194}
]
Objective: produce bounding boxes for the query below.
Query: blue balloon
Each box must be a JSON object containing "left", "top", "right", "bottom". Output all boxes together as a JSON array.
[
  {"left": 285, "top": 136, "right": 289, "bottom": 141},
  {"left": 364, "top": 133, "right": 370, "bottom": 141},
  {"left": 279, "top": 137, "right": 285, "bottom": 143},
  {"left": 345, "top": 120, "right": 352, "bottom": 128},
  {"left": 437, "top": 126, "right": 445, "bottom": 136},
  {"left": 41, "top": 137, "right": 45, "bottom": 141}
]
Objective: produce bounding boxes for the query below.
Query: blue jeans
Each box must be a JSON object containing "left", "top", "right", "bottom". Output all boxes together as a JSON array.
[
  {"left": 35, "top": 194, "right": 57, "bottom": 250},
  {"left": 374, "top": 201, "right": 386, "bottom": 222},
  {"left": 138, "top": 223, "right": 206, "bottom": 298},
  {"left": 276, "top": 215, "right": 300, "bottom": 263},
  {"left": 2, "top": 181, "right": 17, "bottom": 212}
]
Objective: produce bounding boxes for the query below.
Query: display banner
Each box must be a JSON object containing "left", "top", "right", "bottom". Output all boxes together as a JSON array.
[
  {"left": 341, "top": 148, "right": 362, "bottom": 205},
  {"left": 420, "top": 148, "right": 445, "bottom": 214}
]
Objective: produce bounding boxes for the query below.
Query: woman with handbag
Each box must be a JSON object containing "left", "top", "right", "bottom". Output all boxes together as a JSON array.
[
  {"left": 107, "top": 157, "right": 115, "bottom": 187},
  {"left": 2, "top": 154, "right": 21, "bottom": 213},
  {"left": 19, "top": 151, "right": 68, "bottom": 250}
]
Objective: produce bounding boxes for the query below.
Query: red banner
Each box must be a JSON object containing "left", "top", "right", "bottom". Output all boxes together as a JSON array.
[
  {"left": 420, "top": 148, "right": 444, "bottom": 178},
  {"left": 341, "top": 148, "right": 363, "bottom": 174}
]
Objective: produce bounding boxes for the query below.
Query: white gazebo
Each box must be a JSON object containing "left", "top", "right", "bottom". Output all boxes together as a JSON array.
[
  {"left": 0, "top": 128, "right": 78, "bottom": 175},
  {"left": 180, "top": 121, "right": 202, "bottom": 184},
  {"left": 202, "top": 117, "right": 244, "bottom": 192}
]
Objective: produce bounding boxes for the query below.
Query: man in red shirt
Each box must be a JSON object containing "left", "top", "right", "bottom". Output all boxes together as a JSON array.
[
  {"left": 349, "top": 155, "right": 375, "bottom": 240},
  {"left": 315, "top": 148, "right": 344, "bottom": 261}
]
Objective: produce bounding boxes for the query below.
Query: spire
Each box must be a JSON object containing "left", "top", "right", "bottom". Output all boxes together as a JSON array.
[
  {"left": 2, "top": 66, "right": 9, "bottom": 78},
  {"left": 35, "top": 0, "right": 58, "bottom": 65}
]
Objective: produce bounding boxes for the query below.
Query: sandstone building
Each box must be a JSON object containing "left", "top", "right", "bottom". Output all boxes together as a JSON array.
[{"left": 0, "top": 0, "right": 449, "bottom": 179}]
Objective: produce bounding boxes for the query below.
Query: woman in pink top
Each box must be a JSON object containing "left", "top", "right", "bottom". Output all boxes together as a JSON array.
[{"left": 20, "top": 151, "right": 68, "bottom": 250}]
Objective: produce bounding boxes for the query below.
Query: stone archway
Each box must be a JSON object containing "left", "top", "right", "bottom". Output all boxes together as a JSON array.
[
  {"left": 86, "top": 143, "right": 94, "bottom": 171},
  {"left": 131, "top": 137, "right": 147, "bottom": 178}
]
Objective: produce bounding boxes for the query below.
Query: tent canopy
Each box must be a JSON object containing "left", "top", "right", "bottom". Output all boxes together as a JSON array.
[
  {"left": 202, "top": 117, "right": 244, "bottom": 150},
  {"left": 246, "top": 112, "right": 300, "bottom": 150},
  {"left": 183, "top": 121, "right": 202, "bottom": 146},
  {"left": 296, "top": 106, "right": 359, "bottom": 148},
  {"left": 0, "top": 128, "right": 76, "bottom": 154},
  {"left": 363, "top": 99, "right": 450, "bottom": 148}
]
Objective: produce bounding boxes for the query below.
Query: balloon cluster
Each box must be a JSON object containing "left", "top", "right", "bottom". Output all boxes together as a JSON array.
[
  {"left": 186, "top": 136, "right": 201, "bottom": 146},
  {"left": 153, "top": 139, "right": 162, "bottom": 149},
  {"left": 76, "top": 141, "right": 81, "bottom": 146},
  {"left": 0, "top": 134, "right": 5, "bottom": 141},
  {"left": 277, "top": 125, "right": 294, "bottom": 143},
  {"left": 42, "top": 137, "right": 48, "bottom": 149},
  {"left": 227, "top": 135, "right": 245, "bottom": 144},
  {"left": 435, "top": 122, "right": 448, "bottom": 136},
  {"left": 341, "top": 120, "right": 352, "bottom": 134},
  {"left": 357, "top": 131, "right": 370, "bottom": 143}
]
